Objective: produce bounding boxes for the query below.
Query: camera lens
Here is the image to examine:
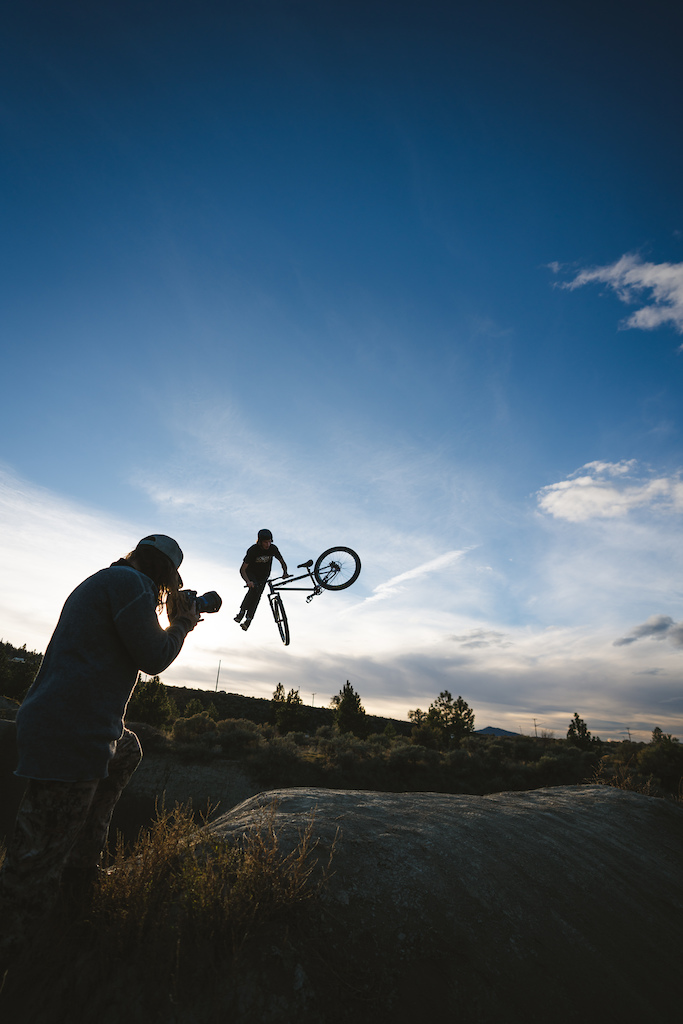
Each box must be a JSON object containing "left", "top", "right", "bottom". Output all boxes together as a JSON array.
[{"left": 196, "top": 591, "right": 222, "bottom": 614}]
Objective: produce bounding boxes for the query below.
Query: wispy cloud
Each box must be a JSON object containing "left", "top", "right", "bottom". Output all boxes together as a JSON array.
[
  {"left": 537, "top": 461, "right": 683, "bottom": 522},
  {"left": 362, "top": 549, "right": 471, "bottom": 604},
  {"left": 554, "top": 253, "right": 683, "bottom": 335},
  {"left": 448, "top": 628, "right": 513, "bottom": 648},
  {"left": 614, "top": 614, "right": 683, "bottom": 648}
]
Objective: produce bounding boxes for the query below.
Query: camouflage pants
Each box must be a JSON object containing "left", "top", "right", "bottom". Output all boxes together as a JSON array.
[{"left": 0, "top": 728, "right": 141, "bottom": 948}]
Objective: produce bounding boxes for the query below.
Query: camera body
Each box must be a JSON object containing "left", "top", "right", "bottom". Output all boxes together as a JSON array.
[{"left": 179, "top": 589, "right": 222, "bottom": 614}]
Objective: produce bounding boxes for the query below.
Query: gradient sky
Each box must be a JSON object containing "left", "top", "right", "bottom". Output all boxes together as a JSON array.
[{"left": 2, "top": 1, "right": 683, "bottom": 740}]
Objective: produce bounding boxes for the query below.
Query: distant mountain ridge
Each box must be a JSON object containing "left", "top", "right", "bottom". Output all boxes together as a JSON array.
[{"left": 475, "top": 726, "right": 519, "bottom": 737}]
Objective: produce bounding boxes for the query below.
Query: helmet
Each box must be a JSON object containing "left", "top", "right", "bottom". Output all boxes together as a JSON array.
[{"left": 257, "top": 529, "right": 273, "bottom": 541}]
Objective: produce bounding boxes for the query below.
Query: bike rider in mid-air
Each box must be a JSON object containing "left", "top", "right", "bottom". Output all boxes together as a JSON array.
[{"left": 234, "top": 529, "right": 289, "bottom": 631}]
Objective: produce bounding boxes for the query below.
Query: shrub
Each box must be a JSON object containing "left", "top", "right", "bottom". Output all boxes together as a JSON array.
[
  {"left": 125, "top": 721, "right": 170, "bottom": 754},
  {"left": 636, "top": 735, "right": 683, "bottom": 793},
  {"left": 215, "top": 718, "right": 262, "bottom": 757},
  {"left": 0, "top": 803, "right": 331, "bottom": 1019},
  {"left": 173, "top": 712, "right": 218, "bottom": 743},
  {"left": 245, "top": 735, "right": 306, "bottom": 786}
]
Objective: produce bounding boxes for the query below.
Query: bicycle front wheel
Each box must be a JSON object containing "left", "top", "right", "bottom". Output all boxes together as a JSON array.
[
  {"left": 270, "top": 594, "right": 290, "bottom": 645},
  {"left": 314, "top": 547, "right": 361, "bottom": 591}
]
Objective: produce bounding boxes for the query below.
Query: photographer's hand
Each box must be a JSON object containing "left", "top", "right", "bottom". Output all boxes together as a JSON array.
[{"left": 169, "top": 593, "right": 202, "bottom": 632}]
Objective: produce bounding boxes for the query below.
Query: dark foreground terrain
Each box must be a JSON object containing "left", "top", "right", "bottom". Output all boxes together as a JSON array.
[
  {"left": 2, "top": 781, "right": 681, "bottom": 1024},
  {"left": 207, "top": 786, "right": 682, "bottom": 1023}
]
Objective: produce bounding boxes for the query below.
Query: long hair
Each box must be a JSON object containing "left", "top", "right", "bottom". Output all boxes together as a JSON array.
[{"left": 121, "top": 545, "right": 182, "bottom": 611}]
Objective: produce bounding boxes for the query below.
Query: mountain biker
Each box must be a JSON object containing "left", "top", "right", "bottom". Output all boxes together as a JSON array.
[{"left": 234, "top": 529, "right": 288, "bottom": 631}]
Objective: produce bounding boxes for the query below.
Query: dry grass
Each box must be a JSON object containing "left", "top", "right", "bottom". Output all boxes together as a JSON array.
[
  {"left": 92, "top": 800, "right": 331, "bottom": 950},
  {"left": 0, "top": 802, "right": 333, "bottom": 1022}
]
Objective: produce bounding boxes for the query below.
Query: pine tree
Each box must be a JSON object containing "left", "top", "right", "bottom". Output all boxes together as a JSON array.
[
  {"left": 331, "top": 680, "right": 367, "bottom": 736},
  {"left": 276, "top": 688, "right": 305, "bottom": 733},
  {"left": 126, "top": 675, "right": 176, "bottom": 728},
  {"left": 426, "top": 691, "right": 475, "bottom": 748},
  {"left": 566, "top": 712, "right": 592, "bottom": 748}
]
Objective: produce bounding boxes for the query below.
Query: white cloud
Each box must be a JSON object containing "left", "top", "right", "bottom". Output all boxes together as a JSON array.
[
  {"left": 537, "top": 461, "right": 683, "bottom": 522},
  {"left": 559, "top": 253, "right": 683, "bottom": 335}
]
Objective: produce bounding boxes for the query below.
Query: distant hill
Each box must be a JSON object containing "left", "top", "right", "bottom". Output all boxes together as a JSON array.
[{"left": 475, "top": 726, "right": 519, "bottom": 737}]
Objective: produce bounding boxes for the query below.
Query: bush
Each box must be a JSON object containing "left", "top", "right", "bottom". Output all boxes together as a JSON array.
[
  {"left": 173, "top": 712, "right": 218, "bottom": 743},
  {"left": 245, "top": 735, "right": 307, "bottom": 786},
  {"left": 125, "top": 721, "right": 170, "bottom": 754},
  {"left": 215, "top": 718, "right": 262, "bottom": 757},
  {"left": 636, "top": 735, "right": 683, "bottom": 792}
]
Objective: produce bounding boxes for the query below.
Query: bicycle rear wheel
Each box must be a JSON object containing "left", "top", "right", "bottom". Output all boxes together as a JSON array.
[
  {"left": 314, "top": 547, "right": 361, "bottom": 590},
  {"left": 270, "top": 594, "right": 290, "bottom": 645}
]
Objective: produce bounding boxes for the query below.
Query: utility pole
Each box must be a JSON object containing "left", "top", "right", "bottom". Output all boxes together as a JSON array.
[
  {"left": 533, "top": 718, "right": 538, "bottom": 738},
  {"left": 215, "top": 659, "right": 221, "bottom": 692},
  {"left": 312, "top": 693, "right": 316, "bottom": 706}
]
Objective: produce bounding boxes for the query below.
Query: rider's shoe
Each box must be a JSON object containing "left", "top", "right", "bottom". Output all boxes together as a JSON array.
[
  {"left": 240, "top": 619, "right": 251, "bottom": 631},
  {"left": 234, "top": 613, "right": 243, "bottom": 623}
]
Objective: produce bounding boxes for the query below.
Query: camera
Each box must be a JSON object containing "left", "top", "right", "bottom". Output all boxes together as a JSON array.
[{"left": 179, "top": 590, "right": 222, "bottom": 614}]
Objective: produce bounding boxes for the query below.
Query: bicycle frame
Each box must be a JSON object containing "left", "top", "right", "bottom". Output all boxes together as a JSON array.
[{"left": 267, "top": 560, "right": 323, "bottom": 603}]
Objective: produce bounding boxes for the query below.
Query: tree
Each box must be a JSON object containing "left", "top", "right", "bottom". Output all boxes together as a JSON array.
[
  {"left": 270, "top": 682, "right": 286, "bottom": 724},
  {"left": 0, "top": 640, "right": 42, "bottom": 701},
  {"left": 331, "top": 680, "right": 367, "bottom": 736},
  {"left": 407, "top": 708, "right": 428, "bottom": 726},
  {"left": 126, "top": 675, "right": 178, "bottom": 728},
  {"left": 566, "top": 712, "right": 592, "bottom": 749},
  {"left": 651, "top": 726, "right": 676, "bottom": 745},
  {"left": 426, "top": 691, "right": 475, "bottom": 748},
  {"left": 272, "top": 682, "right": 286, "bottom": 703},
  {"left": 275, "top": 688, "right": 305, "bottom": 733},
  {"left": 184, "top": 698, "right": 204, "bottom": 718}
]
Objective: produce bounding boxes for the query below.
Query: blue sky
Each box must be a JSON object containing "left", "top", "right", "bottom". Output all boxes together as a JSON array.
[{"left": 2, "top": 0, "right": 683, "bottom": 740}]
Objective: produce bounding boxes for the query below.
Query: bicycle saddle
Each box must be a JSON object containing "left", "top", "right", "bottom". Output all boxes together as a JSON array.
[{"left": 297, "top": 559, "right": 314, "bottom": 569}]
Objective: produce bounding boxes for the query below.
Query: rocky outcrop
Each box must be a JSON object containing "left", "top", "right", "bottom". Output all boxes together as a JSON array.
[{"left": 208, "top": 785, "right": 683, "bottom": 1023}]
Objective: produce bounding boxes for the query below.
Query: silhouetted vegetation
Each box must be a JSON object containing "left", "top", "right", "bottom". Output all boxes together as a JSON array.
[
  {"left": 0, "top": 640, "right": 42, "bottom": 706},
  {"left": 128, "top": 676, "right": 411, "bottom": 737},
  {"left": 566, "top": 711, "right": 600, "bottom": 748},
  {"left": 331, "top": 680, "right": 368, "bottom": 736},
  {"left": 408, "top": 690, "right": 475, "bottom": 748},
  {"left": 127, "top": 707, "right": 683, "bottom": 800},
  {"left": 3, "top": 642, "right": 681, "bottom": 799}
]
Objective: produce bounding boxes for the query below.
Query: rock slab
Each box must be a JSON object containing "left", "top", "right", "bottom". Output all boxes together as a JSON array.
[{"left": 210, "top": 785, "right": 683, "bottom": 1023}]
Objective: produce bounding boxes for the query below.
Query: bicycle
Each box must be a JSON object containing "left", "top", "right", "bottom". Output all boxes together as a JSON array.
[{"left": 262, "top": 546, "right": 361, "bottom": 645}]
